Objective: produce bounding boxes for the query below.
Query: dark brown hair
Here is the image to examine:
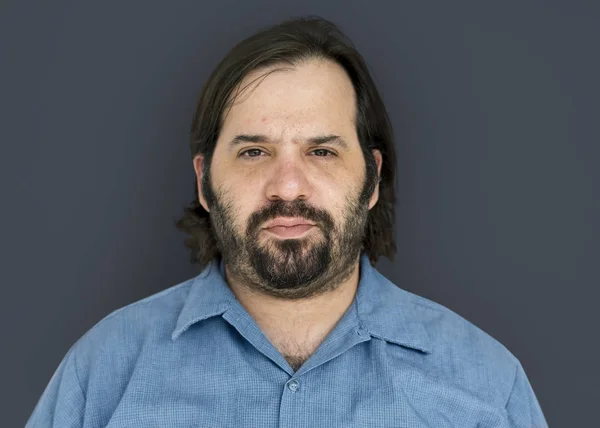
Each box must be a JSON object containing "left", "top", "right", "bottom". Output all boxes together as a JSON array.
[{"left": 175, "top": 16, "right": 397, "bottom": 270}]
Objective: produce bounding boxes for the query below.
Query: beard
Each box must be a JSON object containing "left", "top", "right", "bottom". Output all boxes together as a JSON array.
[{"left": 202, "top": 163, "right": 377, "bottom": 299}]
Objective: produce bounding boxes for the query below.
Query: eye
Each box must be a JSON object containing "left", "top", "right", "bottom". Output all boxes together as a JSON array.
[
  {"left": 239, "top": 148, "right": 267, "bottom": 159},
  {"left": 238, "top": 147, "right": 337, "bottom": 160},
  {"left": 310, "top": 148, "right": 337, "bottom": 158}
]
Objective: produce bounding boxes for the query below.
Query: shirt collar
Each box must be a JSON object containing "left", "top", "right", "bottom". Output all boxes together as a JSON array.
[
  {"left": 171, "top": 257, "right": 234, "bottom": 341},
  {"left": 172, "top": 253, "right": 432, "bottom": 354},
  {"left": 353, "top": 254, "right": 432, "bottom": 353}
]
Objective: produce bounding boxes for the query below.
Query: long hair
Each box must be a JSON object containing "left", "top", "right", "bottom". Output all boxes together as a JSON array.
[{"left": 175, "top": 16, "right": 397, "bottom": 270}]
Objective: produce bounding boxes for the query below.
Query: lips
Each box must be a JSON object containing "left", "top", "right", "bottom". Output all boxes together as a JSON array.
[
  {"left": 262, "top": 217, "right": 316, "bottom": 229},
  {"left": 264, "top": 224, "right": 315, "bottom": 238}
]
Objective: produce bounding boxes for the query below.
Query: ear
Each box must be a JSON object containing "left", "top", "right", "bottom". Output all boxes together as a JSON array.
[
  {"left": 193, "top": 154, "right": 210, "bottom": 212},
  {"left": 368, "top": 149, "right": 383, "bottom": 210}
]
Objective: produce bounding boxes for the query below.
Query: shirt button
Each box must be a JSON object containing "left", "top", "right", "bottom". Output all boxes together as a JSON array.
[{"left": 287, "top": 379, "right": 300, "bottom": 393}]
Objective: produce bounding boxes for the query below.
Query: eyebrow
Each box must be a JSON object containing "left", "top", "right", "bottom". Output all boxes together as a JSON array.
[{"left": 228, "top": 134, "right": 349, "bottom": 150}]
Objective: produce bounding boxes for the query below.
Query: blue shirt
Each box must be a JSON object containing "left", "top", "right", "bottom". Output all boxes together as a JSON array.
[{"left": 27, "top": 254, "right": 548, "bottom": 427}]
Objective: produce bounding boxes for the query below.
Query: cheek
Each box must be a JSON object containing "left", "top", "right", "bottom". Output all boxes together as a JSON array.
[
  {"left": 223, "top": 189, "right": 258, "bottom": 230},
  {"left": 321, "top": 176, "right": 359, "bottom": 204}
]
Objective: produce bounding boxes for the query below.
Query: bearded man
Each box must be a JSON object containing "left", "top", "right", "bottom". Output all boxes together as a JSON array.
[{"left": 27, "top": 16, "right": 548, "bottom": 428}]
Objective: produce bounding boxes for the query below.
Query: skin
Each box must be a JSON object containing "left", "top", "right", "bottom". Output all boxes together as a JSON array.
[{"left": 192, "top": 58, "right": 382, "bottom": 370}]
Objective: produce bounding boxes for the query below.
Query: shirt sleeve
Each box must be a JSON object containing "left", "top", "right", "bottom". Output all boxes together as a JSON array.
[
  {"left": 505, "top": 361, "right": 549, "bottom": 428},
  {"left": 25, "top": 344, "right": 85, "bottom": 428}
]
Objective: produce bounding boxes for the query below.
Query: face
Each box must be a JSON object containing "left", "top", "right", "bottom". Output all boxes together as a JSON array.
[{"left": 194, "top": 59, "right": 382, "bottom": 299}]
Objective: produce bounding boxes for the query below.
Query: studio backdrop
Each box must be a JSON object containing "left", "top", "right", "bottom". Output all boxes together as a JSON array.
[{"left": 1, "top": 0, "right": 599, "bottom": 426}]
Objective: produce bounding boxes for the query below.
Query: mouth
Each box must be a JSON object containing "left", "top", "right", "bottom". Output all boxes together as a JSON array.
[
  {"left": 262, "top": 216, "right": 316, "bottom": 229},
  {"left": 263, "top": 224, "right": 316, "bottom": 238},
  {"left": 261, "top": 217, "right": 317, "bottom": 238}
]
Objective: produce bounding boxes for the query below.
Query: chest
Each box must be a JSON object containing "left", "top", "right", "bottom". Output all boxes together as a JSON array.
[
  {"left": 260, "top": 324, "right": 327, "bottom": 367},
  {"left": 91, "top": 339, "right": 506, "bottom": 428}
]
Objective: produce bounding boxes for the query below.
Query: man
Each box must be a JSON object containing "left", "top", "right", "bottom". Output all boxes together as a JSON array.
[{"left": 27, "top": 16, "right": 548, "bottom": 428}]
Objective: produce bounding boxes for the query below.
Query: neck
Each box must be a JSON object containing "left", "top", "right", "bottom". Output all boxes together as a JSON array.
[{"left": 224, "top": 261, "right": 361, "bottom": 345}]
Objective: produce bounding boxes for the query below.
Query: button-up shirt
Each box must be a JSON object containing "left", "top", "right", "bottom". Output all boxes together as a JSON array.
[{"left": 27, "top": 254, "right": 548, "bottom": 427}]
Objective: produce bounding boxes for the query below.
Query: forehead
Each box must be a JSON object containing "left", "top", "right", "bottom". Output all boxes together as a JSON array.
[{"left": 220, "top": 59, "right": 357, "bottom": 136}]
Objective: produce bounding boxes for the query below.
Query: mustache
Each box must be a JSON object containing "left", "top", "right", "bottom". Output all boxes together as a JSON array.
[{"left": 246, "top": 200, "right": 334, "bottom": 235}]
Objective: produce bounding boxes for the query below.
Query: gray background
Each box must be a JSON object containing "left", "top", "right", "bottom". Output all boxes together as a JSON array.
[{"left": 1, "top": 0, "right": 598, "bottom": 426}]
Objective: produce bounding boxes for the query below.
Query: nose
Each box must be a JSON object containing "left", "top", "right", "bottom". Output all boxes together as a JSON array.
[{"left": 264, "top": 156, "right": 311, "bottom": 202}]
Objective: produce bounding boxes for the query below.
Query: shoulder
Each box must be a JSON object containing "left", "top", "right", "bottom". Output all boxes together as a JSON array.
[
  {"left": 69, "top": 276, "right": 196, "bottom": 379},
  {"left": 28, "top": 276, "right": 199, "bottom": 422},
  {"left": 393, "top": 284, "right": 521, "bottom": 405},
  {"left": 414, "top": 289, "right": 517, "bottom": 362},
  {"left": 86, "top": 277, "right": 193, "bottom": 341}
]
